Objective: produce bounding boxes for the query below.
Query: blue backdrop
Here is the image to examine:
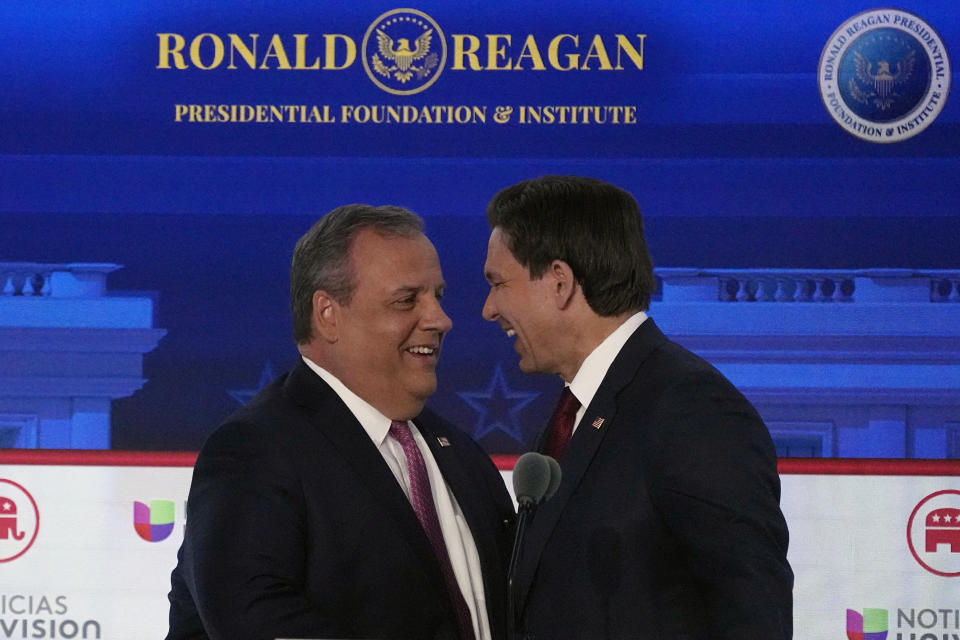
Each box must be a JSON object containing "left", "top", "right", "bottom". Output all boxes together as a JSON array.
[{"left": 1, "top": 2, "right": 956, "bottom": 453}]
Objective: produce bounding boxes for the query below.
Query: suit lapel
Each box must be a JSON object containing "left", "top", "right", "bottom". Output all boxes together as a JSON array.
[
  {"left": 418, "top": 416, "right": 495, "bottom": 548},
  {"left": 283, "top": 361, "right": 448, "bottom": 594},
  {"left": 513, "top": 320, "right": 670, "bottom": 619},
  {"left": 418, "top": 415, "right": 505, "bottom": 609}
]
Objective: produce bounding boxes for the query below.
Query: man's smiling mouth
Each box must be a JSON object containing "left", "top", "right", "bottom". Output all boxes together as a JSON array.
[{"left": 406, "top": 346, "right": 437, "bottom": 355}]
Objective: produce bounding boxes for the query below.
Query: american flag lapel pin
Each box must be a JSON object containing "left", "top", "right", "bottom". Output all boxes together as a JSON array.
[
  {"left": 591, "top": 416, "right": 605, "bottom": 429},
  {"left": 437, "top": 436, "right": 451, "bottom": 447}
]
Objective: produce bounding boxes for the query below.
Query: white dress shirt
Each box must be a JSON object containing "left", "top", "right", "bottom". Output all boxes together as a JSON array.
[
  {"left": 302, "top": 356, "right": 491, "bottom": 640},
  {"left": 567, "top": 311, "right": 648, "bottom": 433}
]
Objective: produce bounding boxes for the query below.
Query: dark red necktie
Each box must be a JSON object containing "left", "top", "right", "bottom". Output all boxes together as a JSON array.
[
  {"left": 389, "top": 420, "right": 476, "bottom": 640},
  {"left": 542, "top": 387, "right": 581, "bottom": 461}
]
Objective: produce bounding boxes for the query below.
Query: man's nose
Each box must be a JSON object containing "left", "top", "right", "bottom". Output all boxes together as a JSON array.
[
  {"left": 482, "top": 289, "right": 498, "bottom": 322},
  {"left": 423, "top": 295, "right": 453, "bottom": 333}
]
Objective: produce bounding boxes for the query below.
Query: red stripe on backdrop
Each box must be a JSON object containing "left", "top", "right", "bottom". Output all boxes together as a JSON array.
[
  {"left": 0, "top": 450, "right": 958, "bottom": 475},
  {"left": 778, "top": 457, "right": 960, "bottom": 476},
  {"left": 0, "top": 449, "right": 198, "bottom": 467},
  {"left": 1, "top": 450, "right": 959, "bottom": 476},
  {"left": 496, "top": 455, "right": 958, "bottom": 475}
]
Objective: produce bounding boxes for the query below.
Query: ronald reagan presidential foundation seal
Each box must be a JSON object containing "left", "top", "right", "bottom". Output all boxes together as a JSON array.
[
  {"left": 362, "top": 8, "right": 447, "bottom": 96},
  {"left": 818, "top": 8, "right": 950, "bottom": 143}
]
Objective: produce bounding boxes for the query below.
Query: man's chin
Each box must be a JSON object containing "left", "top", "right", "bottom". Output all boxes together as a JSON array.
[
  {"left": 408, "top": 377, "right": 438, "bottom": 402},
  {"left": 518, "top": 357, "right": 557, "bottom": 377},
  {"left": 517, "top": 358, "right": 541, "bottom": 375}
]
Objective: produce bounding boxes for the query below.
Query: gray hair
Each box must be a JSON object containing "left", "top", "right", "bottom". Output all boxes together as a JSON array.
[{"left": 291, "top": 204, "right": 424, "bottom": 344}]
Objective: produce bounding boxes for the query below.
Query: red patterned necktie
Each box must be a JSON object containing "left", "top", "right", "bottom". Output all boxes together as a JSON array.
[
  {"left": 542, "top": 387, "right": 581, "bottom": 461},
  {"left": 389, "top": 420, "right": 476, "bottom": 640}
]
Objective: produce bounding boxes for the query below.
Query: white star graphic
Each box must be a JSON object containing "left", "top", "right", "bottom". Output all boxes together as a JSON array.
[
  {"left": 932, "top": 514, "right": 941, "bottom": 523},
  {"left": 946, "top": 514, "right": 954, "bottom": 523},
  {"left": 1, "top": 500, "right": 12, "bottom": 512}
]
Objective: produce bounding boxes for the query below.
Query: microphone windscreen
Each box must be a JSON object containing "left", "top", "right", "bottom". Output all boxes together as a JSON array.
[
  {"left": 543, "top": 455, "right": 562, "bottom": 502},
  {"left": 512, "top": 452, "right": 551, "bottom": 507}
]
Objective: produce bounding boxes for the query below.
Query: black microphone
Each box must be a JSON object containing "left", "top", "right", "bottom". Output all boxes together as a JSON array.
[
  {"left": 543, "top": 455, "right": 561, "bottom": 502},
  {"left": 508, "top": 453, "right": 562, "bottom": 631},
  {"left": 512, "top": 452, "right": 552, "bottom": 509}
]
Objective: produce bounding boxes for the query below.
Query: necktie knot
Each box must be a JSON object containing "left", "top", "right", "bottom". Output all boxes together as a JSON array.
[
  {"left": 556, "top": 387, "right": 580, "bottom": 418},
  {"left": 543, "top": 387, "right": 580, "bottom": 461},
  {"left": 389, "top": 419, "right": 414, "bottom": 445}
]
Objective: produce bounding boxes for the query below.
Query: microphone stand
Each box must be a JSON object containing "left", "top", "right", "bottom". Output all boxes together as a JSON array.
[
  {"left": 507, "top": 452, "right": 560, "bottom": 638},
  {"left": 507, "top": 498, "right": 535, "bottom": 637}
]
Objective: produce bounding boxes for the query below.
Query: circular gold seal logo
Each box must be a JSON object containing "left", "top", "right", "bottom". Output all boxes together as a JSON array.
[
  {"left": 818, "top": 8, "right": 951, "bottom": 143},
  {"left": 361, "top": 8, "right": 447, "bottom": 96}
]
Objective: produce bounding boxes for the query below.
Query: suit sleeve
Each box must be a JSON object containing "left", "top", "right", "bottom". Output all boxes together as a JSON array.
[
  {"left": 180, "top": 419, "right": 344, "bottom": 640},
  {"left": 645, "top": 372, "right": 794, "bottom": 639}
]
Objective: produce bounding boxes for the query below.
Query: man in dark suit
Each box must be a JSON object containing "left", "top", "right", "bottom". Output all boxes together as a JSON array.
[
  {"left": 167, "top": 204, "right": 515, "bottom": 640},
  {"left": 481, "top": 176, "right": 793, "bottom": 639}
]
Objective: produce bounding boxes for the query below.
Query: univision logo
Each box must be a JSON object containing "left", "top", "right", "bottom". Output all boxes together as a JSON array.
[
  {"left": 848, "top": 608, "right": 889, "bottom": 640},
  {"left": 133, "top": 500, "right": 175, "bottom": 543},
  {"left": 848, "top": 607, "right": 960, "bottom": 640}
]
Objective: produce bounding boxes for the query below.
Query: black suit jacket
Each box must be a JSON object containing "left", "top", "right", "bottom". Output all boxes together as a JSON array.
[
  {"left": 167, "top": 360, "right": 516, "bottom": 640},
  {"left": 514, "top": 319, "right": 793, "bottom": 639}
]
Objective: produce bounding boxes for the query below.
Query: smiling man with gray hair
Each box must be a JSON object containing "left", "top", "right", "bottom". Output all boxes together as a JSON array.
[{"left": 167, "top": 204, "right": 515, "bottom": 640}]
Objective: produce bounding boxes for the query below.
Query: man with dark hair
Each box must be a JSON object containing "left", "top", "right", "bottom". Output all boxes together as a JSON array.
[
  {"left": 483, "top": 176, "right": 793, "bottom": 639},
  {"left": 167, "top": 204, "right": 515, "bottom": 640}
]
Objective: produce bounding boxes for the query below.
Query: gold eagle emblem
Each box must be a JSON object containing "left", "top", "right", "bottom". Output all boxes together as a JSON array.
[
  {"left": 848, "top": 49, "right": 916, "bottom": 111},
  {"left": 372, "top": 28, "right": 439, "bottom": 83}
]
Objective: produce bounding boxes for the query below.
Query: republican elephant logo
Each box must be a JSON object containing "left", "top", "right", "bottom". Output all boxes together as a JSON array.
[
  {"left": 926, "top": 507, "right": 960, "bottom": 553},
  {"left": 0, "top": 496, "right": 26, "bottom": 540},
  {"left": 908, "top": 490, "right": 960, "bottom": 577},
  {"left": 0, "top": 479, "right": 39, "bottom": 562}
]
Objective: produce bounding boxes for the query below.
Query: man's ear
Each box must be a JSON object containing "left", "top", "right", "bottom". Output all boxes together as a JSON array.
[
  {"left": 312, "top": 290, "right": 340, "bottom": 343},
  {"left": 549, "top": 260, "right": 577, "bottom": 309}
]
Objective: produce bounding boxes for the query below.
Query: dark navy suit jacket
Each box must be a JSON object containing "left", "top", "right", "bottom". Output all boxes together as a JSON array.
[
  {"left": 167, "top": 359, "right": 516, "bottom": 640},
  {"left": 513, "top": 319, "right": 793, "bottom": 639}
]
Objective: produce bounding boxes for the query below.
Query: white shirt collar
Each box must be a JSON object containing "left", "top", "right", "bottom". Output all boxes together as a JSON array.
[
  {"left": 568, "top": 311, "right": 647, "bottom": 422},
  {"left": 300, "top": 355, "right": 396, "bottom": 447},
  {"left": 300, "top": 356, "right": 491, "bottom": 640}
]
